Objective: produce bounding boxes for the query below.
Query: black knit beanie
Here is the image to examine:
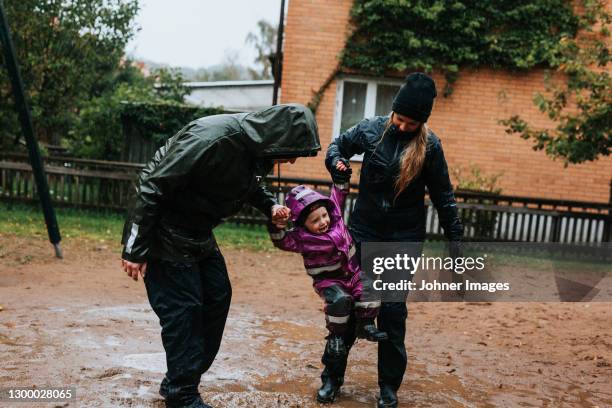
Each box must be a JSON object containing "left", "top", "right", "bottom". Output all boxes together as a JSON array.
[{"left": 391, "top": 72, "right": 437, "bottom": 123}]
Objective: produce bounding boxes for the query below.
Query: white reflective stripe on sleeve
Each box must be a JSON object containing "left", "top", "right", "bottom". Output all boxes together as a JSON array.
[
  {"left": 306, "top": 261, "right": 343, "bottom": 276},
  {"left": 125, "top": 223, "right": 139, "bottom": 254},
  {"left": 269, "top": 230, "right": 286, "bottom": 240},
  {"left": 348, "top": 244, "right": 356, "bottom": 258},
  {"left": 334, "top": 182, "right": 349, "bottom": 190},
  {"left": 355, "top": 301, "right": 381, "bottom": 309},
  {"left": 326, "top": 315, "right": 350, "bottom": 324},
  {"left": 294, "top": 189, "right": 313, "bottom": 200}
]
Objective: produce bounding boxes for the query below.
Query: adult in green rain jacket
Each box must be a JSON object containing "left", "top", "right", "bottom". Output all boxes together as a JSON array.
[{"left": 121, "top": 104, "right": 320, "bottom": 408}]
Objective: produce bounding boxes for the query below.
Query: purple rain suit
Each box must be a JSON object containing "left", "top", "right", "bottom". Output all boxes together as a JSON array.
[{"left": 268, "top": 183, "right": 380, "bottom": 334}]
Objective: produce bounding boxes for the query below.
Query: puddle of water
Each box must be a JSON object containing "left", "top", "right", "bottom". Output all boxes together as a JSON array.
[
  {"left": 204, "top": 358, "right": 255, "bottom": 382},
  {"left": 136, "top": 384, "right": 152, "bottom": 398},
  {"left": 105, "top": 335, "right": 122, "bottom": 347},
  {"left": 82, "top": 304, "right": 153, "bottom": 321},
  {"left": 69, "top": 333, "right": 102, "bottom": 349},
  {"left": 122, "top": 352, "right": 166, "bottom": 373},
  {"left": 109, "top": 373, "right": 133, "bottom": 381},
  {"left": 260, "top": 319, "right": 323, "bottom": 342}
]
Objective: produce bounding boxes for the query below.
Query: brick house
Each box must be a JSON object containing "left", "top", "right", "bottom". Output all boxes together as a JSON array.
[{"left": 278, "top": 0, "right": 611, "bottom": 204}]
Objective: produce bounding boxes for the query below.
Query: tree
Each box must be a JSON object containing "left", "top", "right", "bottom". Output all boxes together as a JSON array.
[
  {"left": 245, "top": 19, "right": 277, "bottom": 79},
  {"left": 502, "top": 1, "right": 610, "bottom": 165},
  {"left": 70, "top": 62, "right": 190, "bottom": 160},
  {"left": 0, "top": 0, "right": 139, "bottom": 147},
  {"left": 153, "top": 67, "right": 189, "bottom": 102}
]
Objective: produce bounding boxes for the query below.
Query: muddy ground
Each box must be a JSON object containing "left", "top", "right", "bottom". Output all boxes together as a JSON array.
[{"left": 0, "top": 233, "right": 611, "bottom": 407}]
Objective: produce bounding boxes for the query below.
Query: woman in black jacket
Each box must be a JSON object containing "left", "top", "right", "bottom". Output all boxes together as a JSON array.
[{"left": 323, "top": 73, "right": 463, "bottom": 408}]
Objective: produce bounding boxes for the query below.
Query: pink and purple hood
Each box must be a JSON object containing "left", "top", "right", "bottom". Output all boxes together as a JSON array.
[{"left": 285, "top": 185, "right": 333, "bottom": 224}]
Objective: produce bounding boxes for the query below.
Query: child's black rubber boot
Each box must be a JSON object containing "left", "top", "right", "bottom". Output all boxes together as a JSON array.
[{"left": 356, "top": 318, "right": 388, "bottom": 342}]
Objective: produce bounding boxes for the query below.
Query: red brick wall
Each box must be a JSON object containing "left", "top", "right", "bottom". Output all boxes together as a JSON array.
[{"left": 280, "top": 0, "right": 612, "bottom": 203}]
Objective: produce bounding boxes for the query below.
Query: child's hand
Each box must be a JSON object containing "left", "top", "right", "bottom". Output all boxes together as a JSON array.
[
  {"left": 272, "top": 204, "right": 290, "bottom": 218},
  {"left": 271, "top": 204, "right": 291, "bottom": 229},
  {"left": 331, "top": 158, "right": 352, "bottom": 183}
]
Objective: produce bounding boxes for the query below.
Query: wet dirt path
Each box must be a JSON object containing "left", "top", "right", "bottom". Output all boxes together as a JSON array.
[{"left": 0, "top": 235, "right": 611, "bottom": 407}]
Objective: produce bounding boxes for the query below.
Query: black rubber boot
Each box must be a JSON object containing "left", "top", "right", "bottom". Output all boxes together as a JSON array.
[
  {"left": 317, "top": 376, "right": 343, "bottom": 403},
  {"left": 356, "top": 319, "right": 388, "bottom": 342},
  {"left": 325, "top": 334, "right": 347, "bottom": 358},
  {"left": 377, "top": 384, "right": 398, "bottom": 408}
]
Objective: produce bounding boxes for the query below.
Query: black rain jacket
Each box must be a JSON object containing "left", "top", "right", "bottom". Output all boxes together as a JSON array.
[
  {"left": 325, "top": 116, "right": 463, "bottom": 242},
  {"left": 122, "top": 104, "right": 320, "bottom": 262}
]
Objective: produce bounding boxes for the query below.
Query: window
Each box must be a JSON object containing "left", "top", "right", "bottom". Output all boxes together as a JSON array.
[
  {"left": 332, "top": 77, "right": 402, "bottom": 160},
  {"left": 339, "top": 82, "right": 367, "bottom": 134},
  {"left": 375, "top": 84, "right": 401, "bottom": 116}
]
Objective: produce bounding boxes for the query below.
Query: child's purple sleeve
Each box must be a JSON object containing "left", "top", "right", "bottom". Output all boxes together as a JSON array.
[
  {"left": 267, "top": 223, "right": 302, "bottom": 253},
  {"left": 329, "top": 183, "right": 349, "bottom": 216}
]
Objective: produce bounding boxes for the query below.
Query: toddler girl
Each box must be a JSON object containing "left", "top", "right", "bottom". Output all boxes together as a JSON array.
[{"left": 268, "top": 182, "right": 387, "bottom": 402}]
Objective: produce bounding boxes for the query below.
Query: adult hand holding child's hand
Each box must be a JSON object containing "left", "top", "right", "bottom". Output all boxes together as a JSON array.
[
  {"left": 331, "top": 158, "right": 352, "bottom": 183},
  {"left": 271, "top": 204, "right": 291, "bottom": 229}
]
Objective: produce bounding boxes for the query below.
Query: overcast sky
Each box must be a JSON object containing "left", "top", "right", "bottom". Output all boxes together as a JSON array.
[{"left": 126, "top": 0, "right": 282, "bottom": 69}]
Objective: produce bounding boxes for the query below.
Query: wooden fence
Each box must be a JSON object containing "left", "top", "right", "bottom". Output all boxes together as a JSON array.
[
  {"left": 0, "top": 153, "right": 140, "bottom": 211},
  {"left": 1, "top": 153, "right": 610, "bottom": 243}
]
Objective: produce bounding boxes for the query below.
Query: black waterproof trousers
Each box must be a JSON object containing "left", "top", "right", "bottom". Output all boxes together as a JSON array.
[
  {"left": 321, "top": 230, "right": 410, "bottom": 392},
  {"left": 144, "top": 249, "right": 232, "bottom": 406}
]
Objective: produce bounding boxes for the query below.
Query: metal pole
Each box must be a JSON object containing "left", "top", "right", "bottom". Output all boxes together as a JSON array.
[
  {"left": 272, "top": 0, "right": 286, "bottom": 193},
  {"left": 272, "top": 0, "right": 285, "bottom": 105},
  {"left": 0, "top": 1, "right": 62, "bottom": 258}
]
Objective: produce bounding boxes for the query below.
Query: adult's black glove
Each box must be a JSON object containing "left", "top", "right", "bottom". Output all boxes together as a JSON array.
[{"left": 330, "top": 157, "right": 352, "bottom": 184}]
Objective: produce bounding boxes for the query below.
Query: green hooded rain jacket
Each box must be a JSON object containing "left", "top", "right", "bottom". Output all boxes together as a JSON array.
[{"left": 121, "top": 103, "right": 320, "bottom": 262}]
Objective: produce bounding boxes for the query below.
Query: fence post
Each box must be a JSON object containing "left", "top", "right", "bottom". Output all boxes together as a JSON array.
[{"left": 550, "top": 214, "right": 561, "bottom": 243}]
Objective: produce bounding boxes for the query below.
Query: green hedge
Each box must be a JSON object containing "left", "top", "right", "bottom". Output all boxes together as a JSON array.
[{"left": 120, "top": 101, "right": 226, "bottom": 145}]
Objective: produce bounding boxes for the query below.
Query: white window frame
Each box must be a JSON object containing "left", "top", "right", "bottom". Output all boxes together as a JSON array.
[{"left": 332, "top": 76, "right": 404, "bottom": 162}]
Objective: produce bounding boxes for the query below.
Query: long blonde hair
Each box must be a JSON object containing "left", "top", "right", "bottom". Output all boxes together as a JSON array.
[{"left": 382, "top": 113, "right": 428, "bottom": 199}]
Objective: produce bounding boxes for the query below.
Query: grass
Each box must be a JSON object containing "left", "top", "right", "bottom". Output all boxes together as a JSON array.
[
  {"left": 1, "top": 202, "right": 608, "bottom": 271},
  {"left": 0, "top": 202, "right": 273, "bottom": 251}
]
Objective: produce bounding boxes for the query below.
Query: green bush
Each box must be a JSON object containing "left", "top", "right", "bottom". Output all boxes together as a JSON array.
[
  {"left": 120, "top": 101, "right": 225, "bottom": 147},
  {"left": 68, "top": 65, "right": 225, "bottom": 161}
]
